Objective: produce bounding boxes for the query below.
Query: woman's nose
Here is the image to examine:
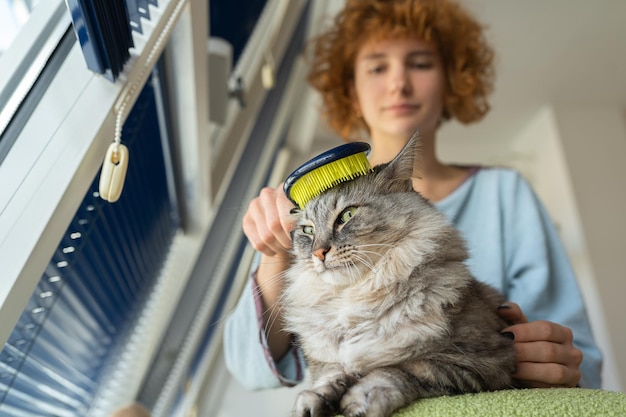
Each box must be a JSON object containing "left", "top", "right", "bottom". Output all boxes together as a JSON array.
[{"left": 390, "top": 68, "right": 411, "bottom": 95}]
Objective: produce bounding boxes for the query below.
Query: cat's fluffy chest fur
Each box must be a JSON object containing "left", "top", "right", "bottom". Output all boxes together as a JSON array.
[{"left": 284, "top": 237, "right": 468, "bottom": 374}]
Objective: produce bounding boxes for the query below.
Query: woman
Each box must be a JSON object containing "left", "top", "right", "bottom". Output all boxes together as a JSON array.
[{"left": 225, "top": 0, "right": 602, "bottom": 390}]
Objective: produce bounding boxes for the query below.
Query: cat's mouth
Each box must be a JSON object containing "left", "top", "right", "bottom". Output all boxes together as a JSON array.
[
  {"left": 312, "top": 257, "right": 371, "bottom": 285},
  {"left": 318, "top": 268, "right": 357, "bottom": 286},
  {"left": 312, "top": 259, "right": 334, "bottom": 273}
]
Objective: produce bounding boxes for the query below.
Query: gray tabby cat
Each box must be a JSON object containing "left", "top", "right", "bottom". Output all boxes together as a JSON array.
[{"left": 283, "top": 136, "right": 516, "bottom": 417}]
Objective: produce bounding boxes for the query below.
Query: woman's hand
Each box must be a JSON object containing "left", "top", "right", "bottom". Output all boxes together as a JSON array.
[
  {"left": 242, "top": 184, "right": 296, "bottom": 257},
  {"left": 242, "top": 185, "right": 297, "bottom": 361},
  {"left": 497, "top": 302, "right": 583, "bottom": 388}
]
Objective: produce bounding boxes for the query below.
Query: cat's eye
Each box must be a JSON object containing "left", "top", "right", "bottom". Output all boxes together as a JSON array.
[
  {"left": 302, "top": 225, "right": 315, "bottom": 235},
  {"left": 338, "top": 206, "right": 357, "bottom": 225}
]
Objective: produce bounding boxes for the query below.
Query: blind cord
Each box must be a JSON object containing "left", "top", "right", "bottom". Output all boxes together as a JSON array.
[{"left": 100, "top": 0, "right": 188, "bottom": 203}]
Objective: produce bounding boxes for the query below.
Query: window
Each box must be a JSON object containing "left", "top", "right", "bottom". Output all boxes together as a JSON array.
[
  {"left": 0, "top": 0, "right": 310, "bottom": 415},
  {"left": 0, "top": 76, "right": 177, "bottom": 416},
  {"left": 0, "top": 0, "right": 41, "bottom": 57},
  {"left": 0, "top": 0, "right": 69, "bottom": 159}
]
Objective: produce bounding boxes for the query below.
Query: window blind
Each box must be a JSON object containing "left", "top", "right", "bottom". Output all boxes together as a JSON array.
[
  {"left": 65, "top": 0, "right": 158, "bottom": 81},
  {"left": 0, "top": 75, "right": 176, "bottom": 416}
]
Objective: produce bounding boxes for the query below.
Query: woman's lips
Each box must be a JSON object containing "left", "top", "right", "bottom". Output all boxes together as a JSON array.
[{"left": 384, "top": 103, "right": 420, "bottom": 114}]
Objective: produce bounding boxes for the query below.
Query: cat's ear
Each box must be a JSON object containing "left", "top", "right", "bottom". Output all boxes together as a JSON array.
[{"left": 377, "top": 130, "right": 420, "bottom": 190}]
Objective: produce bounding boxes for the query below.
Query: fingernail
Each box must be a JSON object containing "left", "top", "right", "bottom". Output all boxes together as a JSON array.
[
  {"left": 497, "top": 304, "right": 511, "bottom": 310},
  {"left": 501, "top": 331, "right": 515, "bottom": 340}
]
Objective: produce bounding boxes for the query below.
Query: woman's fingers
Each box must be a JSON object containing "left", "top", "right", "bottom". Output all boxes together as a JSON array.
[
  {"left": 513, "top": 359, "right": 582, "bottom": 388},
  {"left": 497, "top": 303, "right": 582, "bottom": 387},
  {"left": 513, "top": 338, "right": 583, "bottom": 367},
  {"left": 496, "top": 302, "right": 528, "bottom": 325},
  {"left": 503, "top": 320, "right": 575, "bottom": 345},
  {"left": 242, "top": 185, "right": 296, "bottom": 256},
  {"left": 264, "top": 185, "right": 297, "bottom": 249},
  {"left": 501, "top": 319, "right": 582, "bottom": 387}
]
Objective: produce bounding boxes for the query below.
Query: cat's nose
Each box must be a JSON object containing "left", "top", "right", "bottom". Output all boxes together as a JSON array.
[{"left": 313, "top": 247, "right": 329, "bottom": 261}]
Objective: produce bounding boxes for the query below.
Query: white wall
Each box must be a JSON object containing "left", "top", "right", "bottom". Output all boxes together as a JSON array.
[{"left": 549, "top": 105, "right": 626, "bottom": 391}]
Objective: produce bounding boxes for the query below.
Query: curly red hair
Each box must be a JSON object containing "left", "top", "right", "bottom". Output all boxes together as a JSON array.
[{"left": 307, "top": 0, "right": 495, "bottom": 140}]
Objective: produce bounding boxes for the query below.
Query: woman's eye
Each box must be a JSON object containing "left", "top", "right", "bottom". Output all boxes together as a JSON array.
[
  {"left": 368, "top": 64, "right": 385, "bottom": 74},
  {"left": 302, "top": 225, "right": 314, "bottom": 235},
  {"left": 338, "top": 207, "right": 357, "bottom": 225},
  {"left": 409, "top": 61, "right": 433, "bottom": 70}
]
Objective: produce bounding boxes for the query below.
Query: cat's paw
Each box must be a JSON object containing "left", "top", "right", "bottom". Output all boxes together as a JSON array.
[
  {"left": 339, "top": 389, "right": 368, "bottom": 417},
  {"left": 340, "top": 385, "right": 395, "bottom": 417},
  {"left": 294, "top": 390, "right": 335, "bottom": 417}
]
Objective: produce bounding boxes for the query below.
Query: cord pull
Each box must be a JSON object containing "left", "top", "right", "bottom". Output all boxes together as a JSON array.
[
  {"left": 261, "top": 51, "right": 275, "bottom": 90},
  {"left": 99, "top": 142, "right": 129, "bottom": 203}
]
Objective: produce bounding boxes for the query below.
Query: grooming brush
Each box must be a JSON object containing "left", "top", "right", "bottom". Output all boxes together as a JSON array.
[{"left": 284, "top": 142, "right": 373, "bottom": 209}]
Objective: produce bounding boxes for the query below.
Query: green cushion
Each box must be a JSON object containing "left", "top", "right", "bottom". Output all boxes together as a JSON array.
[{"left": 341, "top": 388, "right": 626, "bottom": 417}]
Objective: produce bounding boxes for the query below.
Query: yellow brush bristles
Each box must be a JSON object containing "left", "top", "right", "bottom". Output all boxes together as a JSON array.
[{"left": 289, "top": 152, "right": 372, "bottom": 209}]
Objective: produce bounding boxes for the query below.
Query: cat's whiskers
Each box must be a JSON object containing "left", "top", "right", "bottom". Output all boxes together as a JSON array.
[
  {"left": 343, "top": 260, "right": 362, "bottom": 285},
  {"left": 249, "top": 258, "right": 296, "bottom": 306},
  {"left": 350, "top": 253, "right": 376, "bottom": 274},
  {"left": 354, "top": 249, "right": 382, "bottom": 260},
  {"left": 213, "top": 263, "right": 289, "bottom": 332},
  {"left": 355, "top": 243, "right": 392, "bottom": 256},
  {"left": 250, "top": 271, "right": 287, "bottom": 299},
  {"left": 263, "top": 288, "right": 291, "bottom": 337},
  {"left": 356, "top": 242, "right": 394, "bottom": 250},
  {"left": 348, "top": 258, "right": 367, "bottom": 284},
  {"left": 244, "top": 267, "right": 294, "bottom": 337},
  {"left": 265, "top": 262, "right": 323, "bottom": 335},
  {"left": 263, "top": 302, "right": 285, "bottom": 337}
]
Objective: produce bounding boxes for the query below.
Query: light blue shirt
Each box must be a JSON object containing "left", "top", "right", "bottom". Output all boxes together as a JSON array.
[{"left": 224, "top": 167, "right": 603, "bottom": 390}]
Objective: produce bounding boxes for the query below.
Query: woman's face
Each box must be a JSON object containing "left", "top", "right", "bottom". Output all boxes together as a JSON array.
[{"left": 352, "top": 37, "right": 445, "bottom": 142}]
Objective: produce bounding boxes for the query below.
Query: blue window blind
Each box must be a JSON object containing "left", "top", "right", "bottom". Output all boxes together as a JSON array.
[
  {"left": 0, "top": 74, "right": 177, "bottom": 416},
  {"left": 65, "top": 0, "right": 157, "bottom": 81},
  {"left": 125, "top": 0, "right": 158, "bottom": 34}
]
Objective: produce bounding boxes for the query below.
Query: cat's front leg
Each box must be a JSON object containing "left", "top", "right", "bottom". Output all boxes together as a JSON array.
[
  {"left": 340, "top": 367, "right": 418, "bottom": 417},
  {"left": 294, "top": 370, "right": 357, "bottom": 417}
]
